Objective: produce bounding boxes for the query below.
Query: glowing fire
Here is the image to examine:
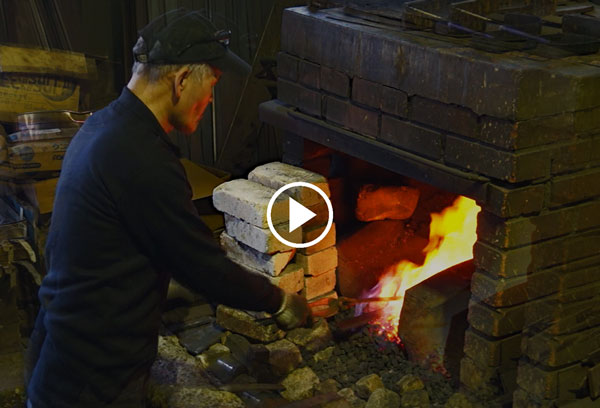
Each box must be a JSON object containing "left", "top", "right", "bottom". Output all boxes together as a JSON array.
[{"left": 358, "top": 196, "right": 481, "bottom": 343}]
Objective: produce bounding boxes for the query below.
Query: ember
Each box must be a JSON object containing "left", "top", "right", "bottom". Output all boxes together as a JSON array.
[{"left": 358, "top": 196, "right": 481, "bottom": 342}]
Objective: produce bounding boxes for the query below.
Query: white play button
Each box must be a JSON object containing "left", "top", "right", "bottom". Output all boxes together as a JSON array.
[
  {"left": 266, "top": 181, "right": 334, "bottom": 249},
  {"left": 288, "top": 197, "right": 316, "bottom": 233}
]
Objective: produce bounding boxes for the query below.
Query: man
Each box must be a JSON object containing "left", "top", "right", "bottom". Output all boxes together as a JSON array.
[{"left": 26, "top": 9, "right": 311, "bottom": 407}]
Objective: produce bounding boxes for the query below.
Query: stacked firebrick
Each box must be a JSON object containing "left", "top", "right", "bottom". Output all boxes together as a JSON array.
[
  {"left": 212, "top": 161, "right": 338, "bottom": 316},
  {"left": 273, "top": 7, "right": 600, "bottom": 407}
]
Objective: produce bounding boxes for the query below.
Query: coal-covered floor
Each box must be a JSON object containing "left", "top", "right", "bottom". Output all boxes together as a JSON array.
[
  {"left": 302, "top": 309, "right": 455, "bottom": 404},
  {"left": 147, "top": 293, "right": 484, "bottom": 408}
]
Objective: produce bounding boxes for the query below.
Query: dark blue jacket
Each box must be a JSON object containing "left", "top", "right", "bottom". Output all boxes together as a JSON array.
[{"left": 27, "top": 88, "right": 282, "bottom": 406}]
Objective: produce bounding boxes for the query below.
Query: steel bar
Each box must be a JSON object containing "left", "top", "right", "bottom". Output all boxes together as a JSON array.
[
  {"left": 406, "top": 6, "right": 494, "bottom": 38},
  {"left": 453, "top": 8, "right": 551, "bottom": 44},
  {"left": 219, "top": 383, "right": 285, "bottom": 392}
]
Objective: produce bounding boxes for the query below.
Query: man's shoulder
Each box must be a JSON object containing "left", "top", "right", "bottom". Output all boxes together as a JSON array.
[{"left": 78, "top": 103, "right": 168, "bottom": 163}]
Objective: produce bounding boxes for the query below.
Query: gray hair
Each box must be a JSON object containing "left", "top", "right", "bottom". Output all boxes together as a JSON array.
[{"left": 132, "top": 61, "right": 214, "bottom": 83}]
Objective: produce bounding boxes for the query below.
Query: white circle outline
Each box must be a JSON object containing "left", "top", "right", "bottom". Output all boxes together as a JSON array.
[{"left": 266, "top": 181, "right": 333, "bottom": 249}]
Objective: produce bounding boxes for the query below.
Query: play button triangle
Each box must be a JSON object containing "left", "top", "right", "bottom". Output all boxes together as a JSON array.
[{"left": 288, "top": 197, "right": 316, "bottom": 233}]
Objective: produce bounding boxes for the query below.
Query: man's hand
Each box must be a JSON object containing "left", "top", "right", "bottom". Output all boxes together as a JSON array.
[{"left": 273, "top": 292, "right": 313, "bottom": 330}]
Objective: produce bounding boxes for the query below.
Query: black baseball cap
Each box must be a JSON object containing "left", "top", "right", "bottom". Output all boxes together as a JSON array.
[{"left": 133, "top": 9, "right": 251, "bottom": 75}]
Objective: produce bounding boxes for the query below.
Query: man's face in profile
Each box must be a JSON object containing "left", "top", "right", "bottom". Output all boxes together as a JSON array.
[{"left": 172, "top": 67, "right": 222, "bottom": 135}]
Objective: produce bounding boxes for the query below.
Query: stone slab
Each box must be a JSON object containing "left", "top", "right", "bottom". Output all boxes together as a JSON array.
[
  {"left": 220, "top": 232, "right": 295, "bottom": 277},
  {"left": 248, "top": 161, "right": 330, "bottom": 207},
  {"left": 266, "top": 339, "right": 302, "bottom": 376},
  {"left": 216, "top": 305, "right": 285, "bottom": 343},
  {"left": 161, "top": 304, "right": 215, "bottom": 333},
  {"left": 213, "top": 179, "right": 288, "bottom": 228},
  {"left": 286, "top": 318, "right": 332, "bottom": 352},
  {"left": 177, "top": 324, "right": 224, "bottom": 356},
  {"left": 224, "top": 213, "right": 300, "bottom": 254}
]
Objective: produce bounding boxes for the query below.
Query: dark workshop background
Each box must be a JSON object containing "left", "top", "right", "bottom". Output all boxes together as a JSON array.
[{"left": 0, "top": 0, "right": 302, "bottom": 175}]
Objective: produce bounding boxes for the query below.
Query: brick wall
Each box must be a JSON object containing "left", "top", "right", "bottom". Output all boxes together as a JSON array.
[{"left": 265, "top": 6, "right": 600, "bottom": 406}]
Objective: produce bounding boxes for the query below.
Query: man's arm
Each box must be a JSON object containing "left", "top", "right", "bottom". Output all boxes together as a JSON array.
[{"left": 117, "top": 158, "right": 284, "bottom": 313}]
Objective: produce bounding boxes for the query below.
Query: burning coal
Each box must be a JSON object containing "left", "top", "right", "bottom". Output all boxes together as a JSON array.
[{"left": 357, "top": 196, "right": 481, "bottom": 343}]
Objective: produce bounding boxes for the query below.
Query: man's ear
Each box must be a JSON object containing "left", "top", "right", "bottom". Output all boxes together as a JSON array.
[{"left": 173, "top": 66, "right": 191, "bottom": 99}]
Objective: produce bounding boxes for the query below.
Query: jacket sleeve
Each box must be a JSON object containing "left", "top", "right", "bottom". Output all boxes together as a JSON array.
[{"left": 116, "top": 156, "right": 283, "bottom": 313}]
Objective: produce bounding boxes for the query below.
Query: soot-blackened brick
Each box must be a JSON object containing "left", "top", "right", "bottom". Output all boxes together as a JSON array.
[
  {"left": 283, "top": 8, "right": 600, "bottom": 121},
  {"left": 320, "top": 66, "right": 350, "bottom": 97},
  {"left": 298, "top": 59, "right": 321, "bottom": 90},
  {"left": 574, "top": 106, "right": 600, "bottom": 133},
  {"left": 324, "top": 95, "right": 350, "bottom": 127},
  {"left": 477, "top": 201, "right": 600, "bottom": 249},
  {"left": 474, "top": 231, "right": 600, "bottom": 278},
  {"left": 525, "top": 290, "right": 600, "bottom": 336},
  {"left": 409, "top": 95, "right": 479, "bottom": 139},
  {"left": 380, "top": 85, "right": 408, "bottom": 117},
  {"left": 463, "top": 328, "right": 522, "bottom": 367},
  {"left": 277, "top": 52, "right": 299, "bottom": 82},
  {"left": 484, "top": 183, "right": 545, "bottom": 218},
  {"left": 352, "top": 77, "right": 383, "bottom": 109},
  {"left": 277, "top": 79, "right": 322, "bottom": 117},
  {"left": 551, "top": 137, "right": 600, "bottom": 175},
  {"left": 525, "top": 254, "right": 600, "bottom": 301},
  {"left": 471, "top": 271, "right": 529, "bottom": 307},
  {"left": 550, "top": 167, "right": 600, "bottom": 207},
  {"left": 480, "top": 114, "right": 574, "bottom": 151},
  {"left": 467, "top": 299, "right": 526, "bottom": 337},
  {"left": 460, "top": 356, "right": 513, "bottom": 395},
  {"left": 523, "top": 325, "right": 600, "bottom": 367},
  {"left": 324, "top": 95, "right": 379, "bottom": 138},
  {"left": 445, "top": 135, "right": 550, "bottom": 183},
  {"left": 348, "top": 104, "right": 379, "bottom": 138},
  {"left": 380, "top": 115, "right": 442, "bottom": 160},
  {"left": 516, "top": 362, "right": 588, "bottom": 400}
]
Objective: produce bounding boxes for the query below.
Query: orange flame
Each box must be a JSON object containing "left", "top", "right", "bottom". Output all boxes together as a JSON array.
[{"left": 359, "top": 196, "right": 481, "bottom": 343}]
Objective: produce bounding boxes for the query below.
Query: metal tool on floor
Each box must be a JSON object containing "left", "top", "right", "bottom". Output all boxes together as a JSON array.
[{"left": 218, "top": 383, "right": 285, "bottom": 392}]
